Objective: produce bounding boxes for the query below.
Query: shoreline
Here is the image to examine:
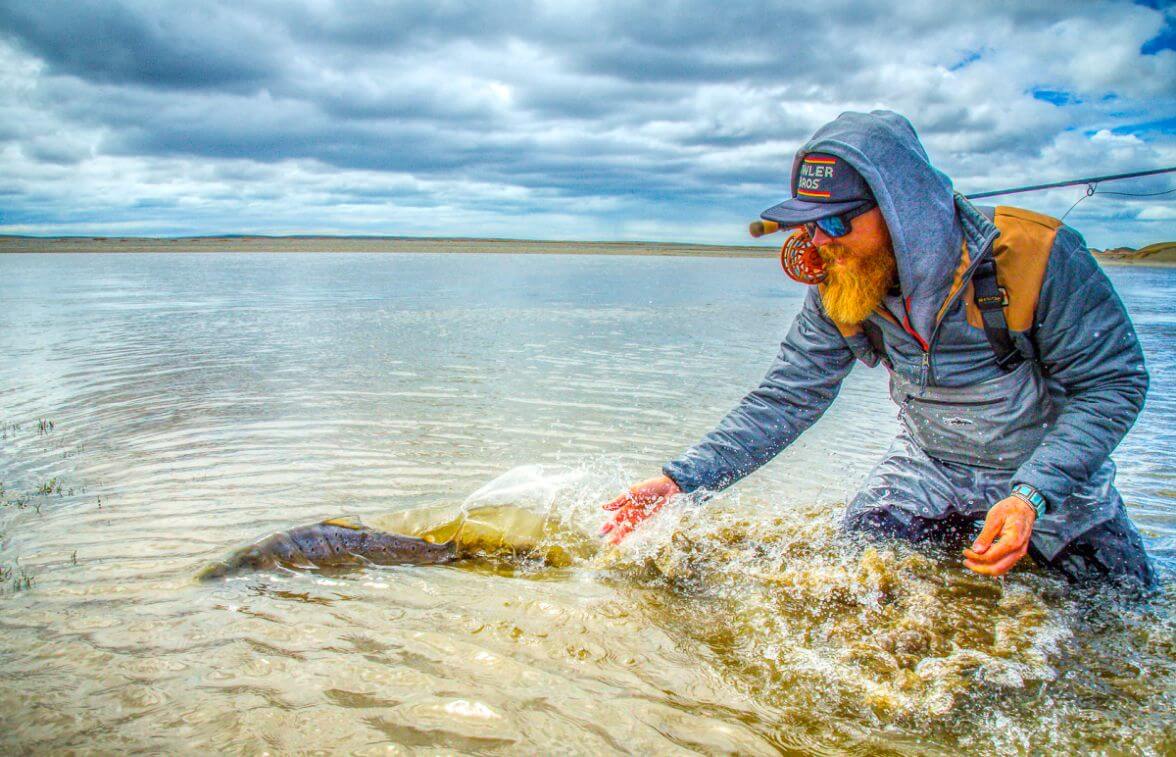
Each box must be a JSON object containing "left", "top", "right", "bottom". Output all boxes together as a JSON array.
[
  {"left": 1, "top": 235, "right": 1171, "bottom": 267},
  {"left": 0, "top": 235, "right": 776, "bottom": 258}
]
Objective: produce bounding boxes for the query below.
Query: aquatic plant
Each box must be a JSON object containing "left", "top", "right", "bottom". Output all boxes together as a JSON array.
[
  {"left": 35, "top": 479, "right": 64, "bottom": 496},
  {"left": 0, "top": 560, "right": 34, "bottom": 593},
  {"left": 0, "top": 478, "right": 71, "bottom": 511}
]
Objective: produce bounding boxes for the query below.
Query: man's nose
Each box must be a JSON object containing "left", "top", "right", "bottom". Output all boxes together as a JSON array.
[{"left": 809, "top": 227, "right": 833, "bottom": 247}]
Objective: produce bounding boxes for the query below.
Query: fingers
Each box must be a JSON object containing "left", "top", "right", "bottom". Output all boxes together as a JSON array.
[
  {"left": 965, "top": 515, "right": 1031, "bottom": 563},
  {"left": 607, "top": 521, "right": 634, "bottom": 545},
  {"left": 598, "top": 476, "right": 679, "bottom": 544},
  {"left": 599, "top": 508, "right": 630, "bottom": 536},
  {"left": 602, "top": 487, "right": 652, "bottom": 511},
  {"left": 601, "top": 508, "right": 636, "bottom": 544},
  {"left": 602, "top": 476, "right": 679, "bottom": 514},
  {"left": 964, "top": 524, "right": 1021, "bottom": 562},
  {"left": 602, "top": 493, "right": 632, "bottom": 511},
  {"left": 600, "top": 501, "right": 640, "bottom": 536},
  {"left": 969, "top": 512, "right": 1004, "bottom": 555},
  {"left": 964, "top": 544, "right": 1028, "bottom": 576},
  {"left": 599, "top": 496, "right": 667, "bottom": 544}
]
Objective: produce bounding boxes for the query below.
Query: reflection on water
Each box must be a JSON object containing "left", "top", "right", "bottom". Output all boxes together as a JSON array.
[{"left": 0, "top": 252, "right": 1173, "bottom": 752}]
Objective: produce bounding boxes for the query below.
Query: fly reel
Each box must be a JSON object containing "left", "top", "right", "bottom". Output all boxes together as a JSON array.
[{"left": 779, "top": 229, "right": 827, "bottom": 285}]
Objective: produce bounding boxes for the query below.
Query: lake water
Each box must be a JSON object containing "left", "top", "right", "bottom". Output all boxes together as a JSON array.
[{"left": 1, "top": 252, "right": 1173, "bottom": 753}]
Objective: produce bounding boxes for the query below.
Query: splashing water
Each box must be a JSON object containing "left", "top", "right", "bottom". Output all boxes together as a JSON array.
[{"left": 188, "top": 464, "right": 1175, "bottom": 752}]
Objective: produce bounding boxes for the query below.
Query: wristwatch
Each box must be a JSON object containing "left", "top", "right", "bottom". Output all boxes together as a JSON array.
[{"left": 1010, "top": 483, "right": 1048, "bottom": 518}]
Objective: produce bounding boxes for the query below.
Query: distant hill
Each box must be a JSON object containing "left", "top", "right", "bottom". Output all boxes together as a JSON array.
[{"left": 1091, "top": 242, "right": 1176, "bottom": 266}]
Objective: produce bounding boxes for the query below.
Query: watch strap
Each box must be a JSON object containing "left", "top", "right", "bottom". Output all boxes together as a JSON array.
[{"left": 1011, "top": 483, "right": 1047, "bottom": 518}]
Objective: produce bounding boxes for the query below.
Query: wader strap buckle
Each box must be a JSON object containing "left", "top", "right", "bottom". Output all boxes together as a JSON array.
[{"left": 972, "top": 258, "right": 1023, "bottom": 371}]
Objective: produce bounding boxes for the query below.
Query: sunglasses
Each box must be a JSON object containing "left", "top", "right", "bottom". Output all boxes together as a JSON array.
[{"left": 802, "top": 202, "right": 876, "bottom": 239}]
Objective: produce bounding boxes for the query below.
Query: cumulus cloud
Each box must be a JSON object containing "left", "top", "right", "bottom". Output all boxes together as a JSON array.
[{"left": 0, "top": 0, "right": 1172, "bottom": 247}]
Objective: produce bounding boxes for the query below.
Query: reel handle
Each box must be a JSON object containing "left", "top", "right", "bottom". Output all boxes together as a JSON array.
[{"left": 749, "top": 219, "right": 781, "bottom": 238}]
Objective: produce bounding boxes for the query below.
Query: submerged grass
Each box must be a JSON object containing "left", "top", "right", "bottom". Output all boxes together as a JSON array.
[
  {"left": 0, "top": 480, "right": 31, "bottom": 510},
  {"left": 35, "top": 478, "right": 64, "bottom": 496},
  {"left": 0, "top": 472, "right": 75, "bottom": 592},
  {"left": 1, "top": 478, "right": 76, "bottom": 512},
  {"left": 0, "top": 559, "right": 34, "bottom": 593},
  {"left": 0, "top": 417, "right": 55, "bottom": 439}
]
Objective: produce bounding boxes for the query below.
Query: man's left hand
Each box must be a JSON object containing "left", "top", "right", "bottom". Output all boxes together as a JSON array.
[{"left": 963, "top": 496, "right": 1037, "bottom": 576}]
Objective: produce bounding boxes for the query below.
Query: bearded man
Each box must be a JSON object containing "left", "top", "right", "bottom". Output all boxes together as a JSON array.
[{"left": 601, "top": 110, "right": 1156, "bottom": 587}]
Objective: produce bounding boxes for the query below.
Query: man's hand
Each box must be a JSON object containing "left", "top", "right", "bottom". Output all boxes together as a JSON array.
[
  {"left": 600, "top": 475, "right": 681, "bottom": 545},
  {"left": 963, "top": 496, "right": 1037, "bottom": 576}
]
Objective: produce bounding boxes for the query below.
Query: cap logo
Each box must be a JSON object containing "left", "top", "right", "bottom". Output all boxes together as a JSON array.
[
  {"left": 797, "top": 156, "right": 836, "bottom": 198},
  {"left": 760, "top": 151, "right": 872, "bottom": 227}
]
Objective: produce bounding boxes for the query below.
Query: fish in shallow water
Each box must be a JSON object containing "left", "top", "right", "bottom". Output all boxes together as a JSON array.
[
  {"left": 196, "top": 517, "right": 458, "bottom": 580},
  {"left": 197, "top": 504, "right": 590, "bottom": 581}
]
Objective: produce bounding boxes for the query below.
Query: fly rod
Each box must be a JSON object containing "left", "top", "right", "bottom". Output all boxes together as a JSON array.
[
  {"left": 964, "top": 165, "right": 1176, "bottom": 200},
  {"left": 750, "top": 165, "right": 1176, "bottom": 237}
]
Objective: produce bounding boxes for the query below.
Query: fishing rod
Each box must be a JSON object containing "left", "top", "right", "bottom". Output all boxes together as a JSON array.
[
  {"left": 750, "top": 165, "right": 1176, "bottom": 237},
  {"left": 963, "top": 165, "right": 1176, "bottom": 200}
]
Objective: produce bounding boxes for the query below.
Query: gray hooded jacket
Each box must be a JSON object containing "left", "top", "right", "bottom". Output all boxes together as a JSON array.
[{"left": 663, "top": 111, "right": 1148, "bottom": 537}]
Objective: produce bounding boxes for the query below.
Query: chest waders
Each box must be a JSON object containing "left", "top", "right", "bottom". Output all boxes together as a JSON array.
[
  {"left": 846, "top": 202, "right": 1058, "bottom": 471},
  {"left": 878, "top": 257, "right": 1056, "bottom": 471}
]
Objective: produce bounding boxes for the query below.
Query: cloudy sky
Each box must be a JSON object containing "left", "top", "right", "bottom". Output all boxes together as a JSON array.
[{"left": 1, "top": 0, "right": 1173, "bottom": 248}]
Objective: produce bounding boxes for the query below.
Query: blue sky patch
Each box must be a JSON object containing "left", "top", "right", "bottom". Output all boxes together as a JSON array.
[
  {"left": 1031, "top": 89, "right": 1081, "bottom": 106},
  {"left": 1111, "top": 116, "right": 1176, "bottom": 136}
]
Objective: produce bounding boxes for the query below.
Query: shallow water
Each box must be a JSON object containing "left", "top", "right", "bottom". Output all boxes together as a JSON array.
[{"left": 1, "top": 252, "right": 1173, "bottom": 753}]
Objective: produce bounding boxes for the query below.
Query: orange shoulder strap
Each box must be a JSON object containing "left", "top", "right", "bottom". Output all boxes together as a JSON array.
[{"left": 965, "top": 206, "right": 1061, "bottom": 332}]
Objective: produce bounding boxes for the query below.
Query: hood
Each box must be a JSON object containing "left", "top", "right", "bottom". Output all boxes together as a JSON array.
[{"left": 798, "top": 110, "right": 961, "bottom": 342}]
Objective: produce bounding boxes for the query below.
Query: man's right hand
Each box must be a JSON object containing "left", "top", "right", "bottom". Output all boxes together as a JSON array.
[{"left": 600, "top": 475, "right": 682, "bottom": 545}]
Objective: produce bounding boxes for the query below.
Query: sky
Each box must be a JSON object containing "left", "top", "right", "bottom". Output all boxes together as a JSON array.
[{"left": 1, "top": 0, "right": 1173, "bottom": 248}]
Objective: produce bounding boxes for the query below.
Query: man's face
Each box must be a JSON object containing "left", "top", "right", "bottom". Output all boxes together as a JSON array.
[{"left": 810, "top": 207, "right": 898, "bottom": 325}]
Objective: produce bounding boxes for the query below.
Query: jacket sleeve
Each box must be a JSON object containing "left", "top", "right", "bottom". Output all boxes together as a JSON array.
[
  {"left": 1013, "top": 225, "right": 1149, "bottom": 506},
  {"left": 662, "top": 287, "right": 857, "bottom": 493}
]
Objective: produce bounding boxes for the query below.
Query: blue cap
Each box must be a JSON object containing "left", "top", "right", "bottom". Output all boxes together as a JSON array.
[{"left": 760, "top": 152, "right": 874, "bottom": 227}]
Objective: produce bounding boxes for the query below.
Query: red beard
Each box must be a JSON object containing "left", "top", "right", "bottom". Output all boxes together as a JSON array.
[{"left": 817, "top": 242, "right": 898, "bottom": 324}]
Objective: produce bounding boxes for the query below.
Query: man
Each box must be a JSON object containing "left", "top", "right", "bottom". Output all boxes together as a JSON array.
[{"left": 601, "top": 110, "right": 1155, "bottom": 586}]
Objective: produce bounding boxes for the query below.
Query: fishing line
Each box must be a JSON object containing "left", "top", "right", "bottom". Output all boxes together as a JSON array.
[
  {"left": 1059, "top": 183, "right": 1176, "bottom": 221},
  {"left": 1061, "top": 182, "right": 1098, "bottom": 222},
  {"left": 1095, "top": 188, "right": 1176, "bottom": 197}
]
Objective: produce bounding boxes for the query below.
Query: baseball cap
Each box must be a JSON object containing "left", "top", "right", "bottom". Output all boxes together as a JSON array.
[{"left": 760, "top": 152, "right": 875, "bottom": 227}]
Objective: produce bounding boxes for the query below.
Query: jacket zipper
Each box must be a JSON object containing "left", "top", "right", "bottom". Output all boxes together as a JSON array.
[
  {"left": 899, "top": 296, "right": 932, "bottom": 387},
  {"left": 919, "top": 238, "right": 994, "bottom": 388},
  {"left": 909, "top": 395, "right": 1001, "bottom": 407}
]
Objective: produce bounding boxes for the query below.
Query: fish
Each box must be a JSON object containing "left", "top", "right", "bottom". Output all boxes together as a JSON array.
[
  {"left": 196, "top": 517, "right": 458, "bottom": 581},
  {"left": 197, "top": 504, "right": 591, "bottom": 581}
]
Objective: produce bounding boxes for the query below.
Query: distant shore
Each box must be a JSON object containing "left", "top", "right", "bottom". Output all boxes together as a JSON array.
[
  {"left": 0, "top": 235, "right": 775, "bottom": 258},
  {"left": 1, "top": 235, "right": 1172, "bottom": 267},
  {"left": 1089, "top": 254, "right": 1176, "bottom": 268}
]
